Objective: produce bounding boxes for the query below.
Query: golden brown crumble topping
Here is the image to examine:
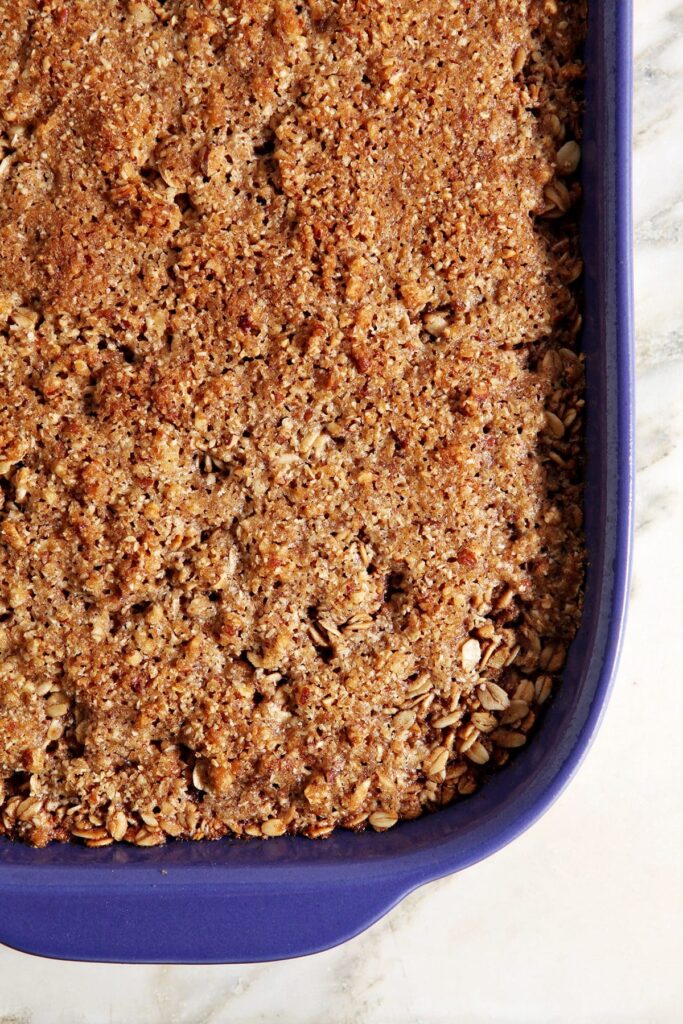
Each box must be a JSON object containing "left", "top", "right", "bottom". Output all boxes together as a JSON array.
[{"left": 0, "top": 0, "right": 585, "bottom": 846}]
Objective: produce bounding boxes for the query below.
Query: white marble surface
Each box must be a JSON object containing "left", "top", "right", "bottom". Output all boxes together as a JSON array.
[{"left": 1, "top": 2, "right": 682, "bottom": 1021}]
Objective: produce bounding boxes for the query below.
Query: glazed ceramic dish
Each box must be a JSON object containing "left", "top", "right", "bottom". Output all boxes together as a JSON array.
[{"left": 0, "top": 0, "right": 633, "bottom": 964}]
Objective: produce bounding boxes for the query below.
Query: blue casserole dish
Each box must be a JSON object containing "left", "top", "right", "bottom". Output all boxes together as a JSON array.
[{"left": 0, "top": 0, "right": 633, "bottom": 964}]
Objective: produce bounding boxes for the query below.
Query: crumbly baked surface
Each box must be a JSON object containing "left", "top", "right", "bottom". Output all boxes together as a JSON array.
[{"left": 0, "top": 0, "right": 585, "bottom": 847}]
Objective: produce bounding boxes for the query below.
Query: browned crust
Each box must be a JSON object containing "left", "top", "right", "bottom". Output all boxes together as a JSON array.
[{"left": 0, "top": 0, "right": 585, "bottom": 846}]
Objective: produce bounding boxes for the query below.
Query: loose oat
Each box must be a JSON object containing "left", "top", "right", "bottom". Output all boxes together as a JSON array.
[
  {"left": 424, "top": 746, "right": 450, "bottom": 778},
  {"left": 479, "top": 682, "right": 511, "bottom": 713},
  {"left": 133, "top": 829, "right": 165, "bottom": 848},
  {"left": 261, "top": 818, "right": 287, "bottom": 837},
  {"left": 535, "top": 675, "right": 554, "bottom": 705},
  {"left": 347, "top": 778, "right": 372, "bottom": 810},
  {"left": 500, "top": 700, "right": 531, "bottom": 726},
  {"left": 107, "top": 810, "right": 128, "bottom": 842},
  {"left": 556, "top": 140, "right": 582, "bottom": 175},
  {"left": 432, "top": 710, "right": 462, "bottom": 729},
  {"left": 369, "top": 811, "right": 399, "bottom": 831},
  {"left": 491, "top": 730, "right": 528, "bottom": 749},
  {"left": 465, "top": 741, "right": 490, "bottom": 766},
  {"left": 0, "top": 0, "right": 585, "bottom": 847}
]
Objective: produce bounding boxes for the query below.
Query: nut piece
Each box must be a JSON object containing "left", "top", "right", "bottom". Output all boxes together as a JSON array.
[
  {"left": 128, "top": 2, "right": 155, "bottom": 25},
  {"left": 192, "top": 759, "right": 211, "bottom": 791},
  {"left": 423, "top": 312, "right": 449, "bottom": 337},
  {"left": 461, "top": 638, "right": 482, "bottom": 672},
  {"left": 45, "top": 691, "right": 69, "bottom": 718}
]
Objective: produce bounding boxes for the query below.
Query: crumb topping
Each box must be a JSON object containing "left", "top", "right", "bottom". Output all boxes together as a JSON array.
[{"left": 0, "top": 0, "right": 585, "bottom": 846}]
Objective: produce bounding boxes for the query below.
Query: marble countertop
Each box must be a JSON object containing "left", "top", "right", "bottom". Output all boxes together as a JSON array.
[{"left": 1, "top": 2, "right": 682, "bottom": 1020}]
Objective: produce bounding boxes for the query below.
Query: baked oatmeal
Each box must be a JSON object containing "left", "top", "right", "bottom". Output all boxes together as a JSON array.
[{"left": 0, "top": 0, "right": 586, "bottom": 846}]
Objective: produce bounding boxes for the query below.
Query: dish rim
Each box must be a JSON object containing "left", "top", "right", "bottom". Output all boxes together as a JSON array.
[{"left": 0, "top": 0, "right": 634, "bottom": 964}]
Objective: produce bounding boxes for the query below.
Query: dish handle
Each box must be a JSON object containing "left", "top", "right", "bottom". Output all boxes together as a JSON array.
[{"left": 0, "top": 876, "right": 412, "bottom": 963}]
